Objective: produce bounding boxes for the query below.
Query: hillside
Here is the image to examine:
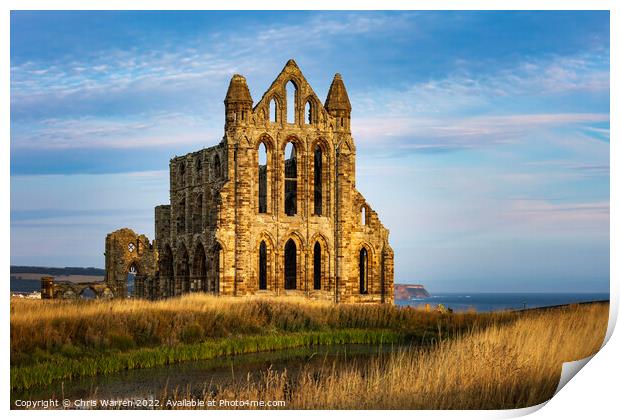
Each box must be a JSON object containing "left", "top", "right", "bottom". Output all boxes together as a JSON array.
[
  {"left": 395, "top": 284, "right": 431, "bottom": 300},
  {"left": 10, "top": 266, "right": 105, "bottom": 276},
  {"left": 10, "top": 266, "right": 105, "bottom": 293}
]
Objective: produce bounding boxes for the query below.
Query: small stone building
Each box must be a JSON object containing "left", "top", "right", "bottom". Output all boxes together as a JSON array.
[{"left": 104, "top": 60, "right": 394, "bottom": 303}]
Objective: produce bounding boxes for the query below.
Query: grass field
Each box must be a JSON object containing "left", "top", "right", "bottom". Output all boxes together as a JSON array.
[
  {"left": 200, "top": 302, "right": 608, "bottom": 409},
  {"left": 10, "top": 295, "right": 608, "bottom": 409}
]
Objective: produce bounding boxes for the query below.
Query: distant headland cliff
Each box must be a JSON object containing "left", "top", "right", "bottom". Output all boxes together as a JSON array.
[{"left": 394, "top": 284, "right": 430, "bottom": 300}]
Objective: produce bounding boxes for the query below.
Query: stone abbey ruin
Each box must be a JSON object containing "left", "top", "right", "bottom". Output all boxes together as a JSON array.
[{"left": 103, "top": 60, "right": 394, "bottom": 303}]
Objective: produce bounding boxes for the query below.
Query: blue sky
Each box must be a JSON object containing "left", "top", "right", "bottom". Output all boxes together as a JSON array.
[{"left": 10, "top": 11, "right": 609, "bottom": 292}]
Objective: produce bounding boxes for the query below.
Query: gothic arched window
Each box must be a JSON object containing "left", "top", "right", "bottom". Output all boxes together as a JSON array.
[
  {"left": 214, "top": 154, "right": 221, "bottom": 179},
  {"left": 269, "top": 98, "right": 278, "bottom": 123},
  {"left": 305, "top": 100, "right": 313, "bottom": 125},
  {"left": 313, "top": 241, "right": 321, "bottom": 290},
  {"left": 258, "top": 142, "right": 268, "bottom": 213},
  {"left": 284, "top": 239, "right": 297, "bottom": 290},
  {"left": 359, "top": 247, "right": 369, "bottom": 294},
  {"left": 178, "top": 197, "right": 186, "bottom": 233},
  {"left": 314, "top": 146, "right": 323, "bottom": 216},
  {"left": 284, "top": 142, "right": 297, "bottom": 216},
  {"left": 194, "top": 194, "right": 203, "bottom": 233},
  {"left": 286, "top": 81, "right": 297, "bottom": 124},
  {"left": 179, "top": 162, "right": 186, "bottom": 186},
  {"left": 196, "top": 158, "right": 202, "bottom": 182},
  {"left": 259, "top": 241, "right": 267, "bottom": 290}
]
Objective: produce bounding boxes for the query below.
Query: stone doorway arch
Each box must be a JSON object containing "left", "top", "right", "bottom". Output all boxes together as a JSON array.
[{"left": 126, "top": 262, "right": 139, "bottom": 297}]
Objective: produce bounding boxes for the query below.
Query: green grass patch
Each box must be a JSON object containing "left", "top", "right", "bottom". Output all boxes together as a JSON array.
[{"left": 11, "top": 329, "right": 403, "bottom": 391}]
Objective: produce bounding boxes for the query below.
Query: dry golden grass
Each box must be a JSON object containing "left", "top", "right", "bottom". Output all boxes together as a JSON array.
[
  {"left": 11, "top": 294, "right": 515, "bottom": 365},
  {"left": 11, "top": 296, "right": 608, "bottom": 409},
  {"left": 11, "top": 294, "right": 331, "bottom": 323},
  {"left": 181, "top": 303, "right": 609, "bottom": 409}
]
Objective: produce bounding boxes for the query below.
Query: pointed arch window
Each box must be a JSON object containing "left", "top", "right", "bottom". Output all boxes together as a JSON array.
[
  {"left": 259, "top": 241, "right": 267, "bottom": 290},
  {"left": 160, "top": 245, "right": 174, "bottom": 297},
  {"left": 213, "top": 154, "right": 221, "bottom": 179},
  {"left": 284, "top": 142, "right": 297, "bottom": 216},
  {"left": 305, "top": 100, "right": 313, "bottom": 125},
  {"left": 314, "top": 146, "right": 323, "bottom": 216},
  {"left": 193, "top": 245, "right": 207, "bottom": 292},
  {"left": 179, "top": 162, "right": 186, "bottom": 186},
  {"left": 284, "top": 239, "right": 297, "bottom": 290},
  {"left": 269, "top": 98, "right": 278, "bottom": 123},
  {"left": 178, "top": 197, "right": 186, "bottom": 233},
  {"left": 359, "top": 248, "right": 369, "bottom": 294},
  {"left": 258, "top": 142, "right": 268, "bottom": 213},
  {"left": 177, "top": 247, "right": 190, "bottom": 295},
  {"left": 313, "top": 242, "right": 321, "bottom": 290},
  {"left": 196, "top": 158, "right": 202, "bottom": 182},
  {"left": 286, "top": 81, "right": 297, "bottom": 124},
  {"left": 193, "top": 193, "right": 203, "bottom": 233},
  {"left": 127, "top": 262, "right": 138, "bottom": 297}
]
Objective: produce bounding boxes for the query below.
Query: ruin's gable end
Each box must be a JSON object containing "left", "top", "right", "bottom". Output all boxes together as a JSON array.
[{"left": 105, "top": 59, "right": 394, "bottom": 303}]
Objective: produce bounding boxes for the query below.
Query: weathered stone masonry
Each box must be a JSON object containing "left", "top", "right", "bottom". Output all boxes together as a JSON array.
[{"left": 104, "top": 60, "right": 394, "bottom": 303}]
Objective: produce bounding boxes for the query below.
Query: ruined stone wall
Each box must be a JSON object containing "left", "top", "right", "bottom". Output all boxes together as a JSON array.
[
  {"left": 104, "top": 228, "right": 158, "bottom": 298},
  {"left": 157, "top": 143, "right": 229, "bottom": 297},
  {"left": 207, "top": 60, "right": 393, "bottom": 303},
  {"left": 105, "top": 60, "right": 394, "bottom": 303},
  {"left": 154, "top": 205, "right": 171, "bottom": 248},
  {"left": 41, "top": 276, "right": 115, "bottom": 299}
]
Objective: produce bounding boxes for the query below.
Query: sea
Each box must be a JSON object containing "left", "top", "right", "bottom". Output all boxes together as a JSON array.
[
  {"left": 10, "top": 278, "right": 41, "bottom": 294},
  {"left": 396, "top": 292, "right": 610, "bottom": 312},
  {"left": 10, "top": 279, "right": 609, "bottom": 312}
]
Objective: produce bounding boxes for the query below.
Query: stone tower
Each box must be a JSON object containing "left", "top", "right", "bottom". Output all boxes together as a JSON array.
[{"left": 105, "top": 60, "right": 394, "bottom": 303}]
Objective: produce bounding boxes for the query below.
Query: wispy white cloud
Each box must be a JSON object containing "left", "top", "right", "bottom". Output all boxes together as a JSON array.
[
  {"left": 12, "top": 112, "right": 219, "bottom": 150},
  {"left": 348, "top": 47, "right": 608, "bottom": 155},
  {"left": 507, "top": 53, "right": 609, "bottom": 94},
  {"left": 11, "top": 12, "right": 609, "bottom": 158},
  {"left": 523, "top": 159, "right": 609, "bottom": 177},
  {"left": 503, "top": 199, "right": 610, "bottom": 233},
  {"left": 351, "top": 51, "right": 609, "bottom": 118},
  {"left": 11, "top": 13, "right": 412, "bottom": 154},
  {"left": 354, "top": 112, "right": 609, "bottom": 153},
  {"left": 10, "top": 13, "right": 404, "bottom": 108}
]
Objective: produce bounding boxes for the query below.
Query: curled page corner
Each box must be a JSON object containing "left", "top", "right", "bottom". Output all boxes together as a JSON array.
[
  {"left": 554, "top": 355, "right": 595, "bottom": 396},
  {"left": 552, "top": 295, "right": 616, "bottom": 398},
  {"left": 602, "top": 295, "right": 617, "bottom": 346},
  {"left": 499, "top": 401, "right": 549, "bottom": 418}
]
